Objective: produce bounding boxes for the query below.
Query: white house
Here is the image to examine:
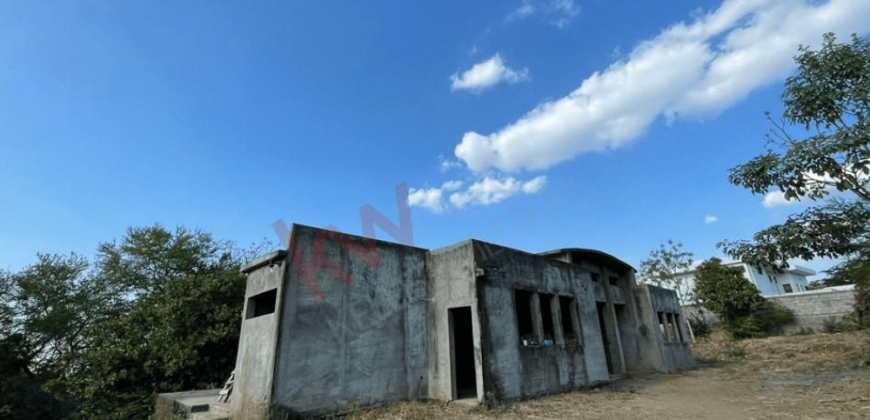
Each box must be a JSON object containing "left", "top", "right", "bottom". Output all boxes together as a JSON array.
[{"left": 673, "top": 260, "right": 815, "bottom": 303}]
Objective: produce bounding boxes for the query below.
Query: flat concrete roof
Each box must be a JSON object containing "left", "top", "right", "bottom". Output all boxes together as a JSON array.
[{"left": 240, "top": 249, "right": 288, "bottom": 274}]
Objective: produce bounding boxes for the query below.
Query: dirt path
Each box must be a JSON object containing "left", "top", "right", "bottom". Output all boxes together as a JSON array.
[{"left": 348, "top": 330, "right": 870, "bottom": 420}]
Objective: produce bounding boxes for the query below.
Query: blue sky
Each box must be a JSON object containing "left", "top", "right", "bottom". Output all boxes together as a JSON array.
[{"left": 2, "top": 0, "right": 870, "bottom": 279}]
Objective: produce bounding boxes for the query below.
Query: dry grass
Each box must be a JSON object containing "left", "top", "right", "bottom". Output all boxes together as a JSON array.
[{"left": 345, "top": 329, "right": 870, "bottom": 420}]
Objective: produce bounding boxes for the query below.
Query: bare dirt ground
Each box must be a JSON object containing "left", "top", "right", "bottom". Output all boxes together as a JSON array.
[{"left": 347, "top": 329, "right": 870, "bottom": 420}]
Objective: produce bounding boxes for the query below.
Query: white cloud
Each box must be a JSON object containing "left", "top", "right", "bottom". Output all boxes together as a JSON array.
[
  {"left": 705, "top": 214, "right": 719, "bottom": 224},
  {"left": 407, "top": 180, "right": 467, "bottom": 212},
  {"left": 762, "top": 191, "right": 801, "bottom": 208},
  {"left": 548, "top": 0, "right": 580, "bottom": 29},
  {"left": 454, "top": 0, "right": 870, "bottom": 173},
  {"left": 521, "top": 175, "right": 547, "bottom": 193},
  {"left": 439, "top": 155, "right": 464, "bottom": 172},
  {"left": 408, "top": 187, "right": 445, "bottom": 213},
  {"left": 408, "top": 176, "right": 546, "bottom": 212},
  {"left": 441, "top": 180, "right": 464, "bottom": 191},
  {"left": 450, "top": 54, "right": 530, "bottom": 93},
  {"left": 449, "top": 175, "right": 547, "bottom": 208},
  {"left": 506, "top": 1, "right": 536, "bottom": 23}
]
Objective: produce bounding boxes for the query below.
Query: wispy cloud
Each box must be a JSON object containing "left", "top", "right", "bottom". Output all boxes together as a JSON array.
[
  {"left": 506, "top": 1, "right": 536, "bottom": 23},
  {"left": 450, "top": 54, "right": 530, "bottom": 93},
  {"left": 450, "top": 175, "right": 547, "bottom": 208},
  {"left": 438, "top": 155, "right": 464, "bottom": 173},
  {"left": 705, "top": 214, "right": 719, "bottom": 224},
  {"left": 408, "top": 176, "right": 547, "bottom": 212},
  {"left": 454, "top": 0, "right": 870, "bottom": 173},
  {"left": 547, "top": 0, "right": 580, "bottom": 29},
  {"left": 408, "top": 180, "right": 465, "bottom": 213}
]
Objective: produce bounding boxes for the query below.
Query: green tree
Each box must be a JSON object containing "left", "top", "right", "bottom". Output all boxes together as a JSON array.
[
  {"left": 9, "top": 253, "right": 112, "bottom": 375},
  {"left": 693, "top": 259, "right": 793, "bottom": 339},
  {"left": 639, "top": 240, "right": 694, "bottom": 304},
  {"left": 57, "top": 269, "right": 246, "bottom": 420},
  {"left": 719, "top": 33, "right": 870, "bottom": 327},
  {"left": 720, "top": 33, "right": 870, "bottom": 266},
  {"left": 0, "top": 255, "right": 99, "bottom": 420},
  {"left": 50, "top": 224, "right": 256, "bottom": 420},
  {"left": 96, "top": 225, "right": 235, "bottom": 300},
  {"left": 693, "top": 259, "right": 765, "bottom": 322}
]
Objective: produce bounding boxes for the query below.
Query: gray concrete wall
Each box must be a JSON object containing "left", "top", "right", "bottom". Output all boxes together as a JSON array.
[
  {"left": 231, "top": 251, "right": 287, "bottom": 420},
  {"left": 573, "top": 260, "right": 632, "bottom": 375},
  {"left": 682, "top": 286, "right": 857, "bottom": 333},
  {"left": 426, "top": 241, "right": 482, "bottom": 401},
  {"left": 769, "top": 287, "right": 856, "bottom": 332},
  {"left": 471, "top": 241, "right": 608, "bottom": 401},
  {"left": 271, "top": 224, "right": 429, "bottom": 416},
  {"left": 640, "top": 285, "right": 694, "bottom": 372}
]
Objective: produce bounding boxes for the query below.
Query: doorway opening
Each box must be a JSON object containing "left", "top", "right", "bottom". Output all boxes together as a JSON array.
[
  {"left": 596, "top": 302, "right": 614, "bottom": 373},
  {"left": 449, "top": 306, "right": 477, "bottom": 400}
]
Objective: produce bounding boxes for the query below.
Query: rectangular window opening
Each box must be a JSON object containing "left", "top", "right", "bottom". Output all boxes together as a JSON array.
[
  {"left": 246, "top": 289, "right": 277, "bottom": 319},
  {"left": 540, "top": 293, "right": 556, "bottom": 344},
  {"left": 515, "top": 290, "right": 535, "bottom": 344},
  {"left": 608, "top": 276, "right": 619, "bottom": 286},
  {"left": 783, "top": 284, "right": 793, "bottom": 293},
  {"left": 658, "top": 312, "right": 669, "bottom": 342},
  {"left": 559, "top": 296, "right": 579, "bottom": 344}
]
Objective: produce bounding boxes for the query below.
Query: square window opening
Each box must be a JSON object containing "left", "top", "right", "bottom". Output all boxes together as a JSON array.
[{"left": 246, "top": 289, "right": 277, "bottom": 319}]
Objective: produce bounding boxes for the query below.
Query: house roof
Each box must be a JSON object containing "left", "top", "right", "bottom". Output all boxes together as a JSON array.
[
  {"left": 675, "top": 259, "right": 816, "bottom": 277},
  {"left": 538, "top": 248, "right": 635, "bottom": 274}
]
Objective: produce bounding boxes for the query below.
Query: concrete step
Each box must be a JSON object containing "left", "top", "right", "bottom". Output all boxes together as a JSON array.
[
  {"left": 190, "top": 411, "right": 229, "bottom": 420},
  {"left": 156, "top": 389, "right": 229, "bottom": 420}
]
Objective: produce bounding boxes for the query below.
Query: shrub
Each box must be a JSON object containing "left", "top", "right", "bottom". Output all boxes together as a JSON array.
[
  {"left": 688, "top": 316, "right": 711, "bottom": 338},
  {"left": 725, "top": 315, "right": 767, "bottom": 339},
  {"left": 822, "top": 316, "right": 843, "bottom": 333},
  {"left": 723, "top": 303, "right": 794, "bottom": 339},
  {"left": 792, "top": 327, "right": 814, "bottom": 336},
  {"left": 759, "top": 302, "right": 794, "bottom": 334}
]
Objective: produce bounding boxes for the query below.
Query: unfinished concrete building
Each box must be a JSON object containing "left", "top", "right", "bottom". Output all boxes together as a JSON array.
[{"left": 168, "top": 223, "right": 694, "bottom": 419}]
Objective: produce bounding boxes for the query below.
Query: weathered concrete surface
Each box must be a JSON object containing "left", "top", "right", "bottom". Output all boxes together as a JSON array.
[
  {"left": 426, "top": 240, "right": 482, "bottom": 401},
  {"left": 473, "top": 241, "right": 604, "bottom": 400},
  {"left": 271, "top": 224, "right": 430, "bottom": 415},
  {"left": 209, "top": 225, "right": 695, "bottom": 419},
  {"left": 231, "top": 250, "right": 287, "bottom": 420},
  {"left": 683, "top": 286, "right": 857, "bottom": 333},
  {"left": 641, "top": 285, "right": 694, "bottom": 372},
  {"left": 769, "top": 287, "right": 856, "bottom": 332},
  {"left": 154, "top": 389, "right": 228, "bottom": 420}
]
